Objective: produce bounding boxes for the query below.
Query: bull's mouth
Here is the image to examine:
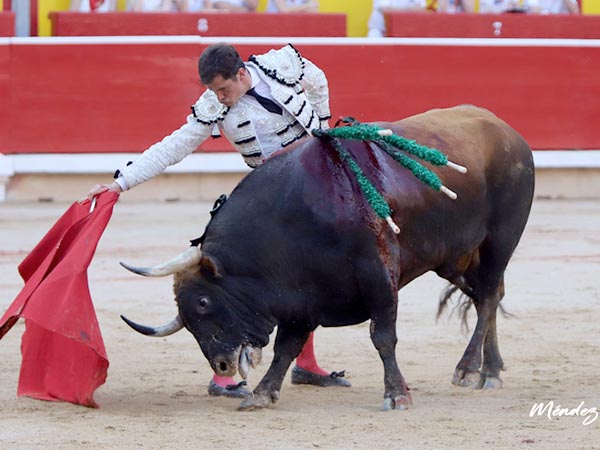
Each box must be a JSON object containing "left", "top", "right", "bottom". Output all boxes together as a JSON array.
[{"left": 213, "top": 344, "right": 262, "bottom": 380}]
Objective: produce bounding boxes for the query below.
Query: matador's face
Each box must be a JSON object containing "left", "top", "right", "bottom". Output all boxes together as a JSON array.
[{"left": 206, "top": 67, "right": 251, "bottom": 108}]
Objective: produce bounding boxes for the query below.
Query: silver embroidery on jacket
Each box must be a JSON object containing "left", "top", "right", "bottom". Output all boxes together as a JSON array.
[{"left": 191, "top": 91, "right": 228, "bottom": 125}]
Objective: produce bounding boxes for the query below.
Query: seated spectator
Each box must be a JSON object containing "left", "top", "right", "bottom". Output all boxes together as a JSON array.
[
  {"left": 178, "top": 0, "right": 259, "bottom": 12},
  {"left": 437, "top": 0, "right": 458, "bottom": 13},
  {"left": 71, "top": 0, "right": 117, "bottom": 11},
  {"left": 526, "top": 0, "right": 580, "bottom": 13},
  {"left": 438, "top": 0, "right": 511, "bottom": 13},
  {"left": 180, "top": 0, "right": 210, "bottom": 11},
  {"left": 202, "top": 0, "right": 259, "bottom": 11},
  {"left": 129, "top": 0, "right": 179, "bottom": 11},
  {"left": 367, "top": 0, "right": 428, "bottom": 38},
  {"left": 266, "top": 0, "right": 319, "bottom": 12}
]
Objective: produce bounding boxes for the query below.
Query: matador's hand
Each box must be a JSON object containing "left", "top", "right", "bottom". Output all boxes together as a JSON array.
[{"left": 86, "top": 181, "right": 123, "bottom": 200}]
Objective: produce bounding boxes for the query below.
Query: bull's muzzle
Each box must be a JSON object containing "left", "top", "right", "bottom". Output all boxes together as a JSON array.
[
  {"left": 213, "top": 352, "right": 241, "bottom": 377},
  {"left": 212, "top": 345, "right": 263, "bottom": 380}
]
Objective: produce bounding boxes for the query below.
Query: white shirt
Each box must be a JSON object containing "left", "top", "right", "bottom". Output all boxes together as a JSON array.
[
  {"left": 214, "top": 0, "right": 247, "bottom": 7},
  {"left": 244, "top": 65, "right": 295, "bottom": 158},
  {"left": 137, "top": 0, "right": 173, "bottom": 11},
  {"left": 265, "top": 0, "right": 312, "bottom": 12},
  {"left": 187, "top": 0, "right": 206, "bottom": 11},
  {"left": 527, "top": 0, "right": 571, "bottom": 13},
  {"left": 478, "top": 0, "right": 510, "bottom": 13},
  {"left": 367, "top": 0, "right": 427, "bottom": 38}
]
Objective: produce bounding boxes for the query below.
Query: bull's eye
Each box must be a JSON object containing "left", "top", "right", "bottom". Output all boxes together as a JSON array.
[{"left": 198, "top": 297, "right": 209, "bottom": 309}]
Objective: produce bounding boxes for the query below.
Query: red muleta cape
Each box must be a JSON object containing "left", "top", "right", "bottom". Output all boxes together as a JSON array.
[{"left": 0, "top": 192, "right": 119, "bottom": 407}]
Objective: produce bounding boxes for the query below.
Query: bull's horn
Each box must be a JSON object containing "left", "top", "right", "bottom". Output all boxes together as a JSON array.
[
  {"left": 119, "top": 246, "right": 202, "bottom": 277},
  {"left": 120, "top": 314, "right": 184, "bottom": 337}
]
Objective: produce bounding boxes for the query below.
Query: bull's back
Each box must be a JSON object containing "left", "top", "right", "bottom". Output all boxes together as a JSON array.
[
  {"left": 394, "top": 105, "right": 532, "bottom": 173},
  {"left": 287, "top": 105, "right": 534, "bottom": 237},
  {"left": 376, "top": 105, "right": 534, "bottom": 282},
  {"left": 217, "top": 105, "right": 534, "bottom": 299},
  {"left": 389, "top": 105, "right": 534, "bottom": 204}
]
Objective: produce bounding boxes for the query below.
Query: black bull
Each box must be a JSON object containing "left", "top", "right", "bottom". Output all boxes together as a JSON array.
[{"left": 121, "top": 105, "right": 535, "bottom": 411}]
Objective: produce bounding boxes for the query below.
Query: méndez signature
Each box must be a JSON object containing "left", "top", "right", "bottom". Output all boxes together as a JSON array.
[{"left": 530, "top": 401, "right": 598, "bottom": 426}]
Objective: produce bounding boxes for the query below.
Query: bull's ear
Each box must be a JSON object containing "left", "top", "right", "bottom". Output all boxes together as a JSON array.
[{"left": 199, "top": 255, "right": 222, "bottom": 279}]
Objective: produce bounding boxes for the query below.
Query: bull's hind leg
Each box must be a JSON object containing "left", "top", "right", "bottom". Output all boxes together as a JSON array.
[
  {"left": 452, "top": 288, "right": 504, "bottom": 389},
  {"left": 452, "top": 239, "right": 511, "bottom": 389},
  {"left": 479, "top": 304, "right": 505, "bottom": 389}
]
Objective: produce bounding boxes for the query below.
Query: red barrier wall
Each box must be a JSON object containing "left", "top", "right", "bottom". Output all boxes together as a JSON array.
[
  {"left": 8, "top": 40, "right": 202, "bottom": 153},
  {"left": 0, "top": 11, "right": 15, "bottom": 37},
  {"left": 385, "top": 12, "right": 600, "bottom": 38},
  {"left": 49, "top": 12, "right": 347, "bottom": 37},
  {"left": 0, "top": 38, "right": 9, "bottom": 143},
  {"left": 1, "top": 37, "right": 599, "bottom": 154}
]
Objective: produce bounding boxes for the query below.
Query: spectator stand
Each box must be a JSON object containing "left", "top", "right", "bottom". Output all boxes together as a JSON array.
[
  {"left": 34, "top": 0, "right": 369, "bottom": 37},
  {"left": 48, "top": 10, "right": 347, "bottom": 37},
  {"left": 6, "top": 0, "right": 600, "bottom": 37},
  {"left": 383, "top": 11, "right": 600, "bottom": 38}
]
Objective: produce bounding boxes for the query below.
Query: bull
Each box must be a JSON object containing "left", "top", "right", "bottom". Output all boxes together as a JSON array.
[{"left": 120, "top": 105, "right": 535, "bottom": 411}]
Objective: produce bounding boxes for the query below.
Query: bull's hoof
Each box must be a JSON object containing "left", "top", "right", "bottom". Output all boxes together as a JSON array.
[
  {"left": 480, "top": 376, "right": 503, "bottom": 390},
  {"left": 291, "top": 366, "right": 351, "bottom": 387},
  {"left": 237, "top": 391, "right": 279, "bottom": 411},
  {"left": 452, "top": 369, "right": 482, "bottom": 388},
  {"left": 382, "top": 394, "right": 413, "bottom": 411},
  {"left": 208, "top": 380, "right": 251, "bottom": 398}
]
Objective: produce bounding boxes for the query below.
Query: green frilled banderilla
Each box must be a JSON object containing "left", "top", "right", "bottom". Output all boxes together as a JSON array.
[{"left": 311, "top": 121, "right": 467, "bottom": 234}]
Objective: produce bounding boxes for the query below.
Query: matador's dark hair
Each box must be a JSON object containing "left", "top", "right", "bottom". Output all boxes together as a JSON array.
[{"left": 198, "top": 43, "right": 245, "bottom": 85}]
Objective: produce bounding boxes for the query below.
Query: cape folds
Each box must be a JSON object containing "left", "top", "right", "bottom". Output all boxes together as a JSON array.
[{"left": 0, "top": 191, "right": 119, "bottom": 407}]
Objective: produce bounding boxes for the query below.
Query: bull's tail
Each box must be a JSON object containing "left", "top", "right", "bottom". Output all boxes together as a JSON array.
[
  {"left": 437, "top": 284, "right": 473, "bottom": 334},
  {"left": 437, "top": 283, "right": 514, "bottom": 335}
]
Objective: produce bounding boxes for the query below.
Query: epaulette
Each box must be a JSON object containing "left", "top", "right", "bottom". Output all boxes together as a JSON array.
[
  {"left": 191, "top": 90, "right": 228, "bottom": 125},
  {"left": 248, "top": 44, "right": 304, "bottom": 87}
]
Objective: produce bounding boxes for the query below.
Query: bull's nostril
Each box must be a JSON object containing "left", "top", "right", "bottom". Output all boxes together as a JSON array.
[{"left": 219, "top": 361, "right": 228, "bottom": 372}]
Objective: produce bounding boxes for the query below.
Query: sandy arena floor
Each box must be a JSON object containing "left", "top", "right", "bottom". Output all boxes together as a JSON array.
[{"left": 1, "top": 198, "right": 599, "bottom": 450}]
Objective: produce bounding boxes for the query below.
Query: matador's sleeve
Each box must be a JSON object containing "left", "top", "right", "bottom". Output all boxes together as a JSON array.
[
  {"left": 116, "top": 91, "right": 226, "bottom": 190},
  {"left": 299, "top": 56, "right": 331, "bottom": 130}
]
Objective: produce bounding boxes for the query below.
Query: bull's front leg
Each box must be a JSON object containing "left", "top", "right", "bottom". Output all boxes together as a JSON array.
[
  {"left": 238, "top": 327, "right": 310, "bottom": 411},
  {"left": 370, "top": 318, "right": 412, "bottom": 411}
]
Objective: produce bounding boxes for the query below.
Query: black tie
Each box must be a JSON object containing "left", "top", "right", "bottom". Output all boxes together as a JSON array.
[{"left": 246, "top": 88, "right": 283, "bottom": 115}]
